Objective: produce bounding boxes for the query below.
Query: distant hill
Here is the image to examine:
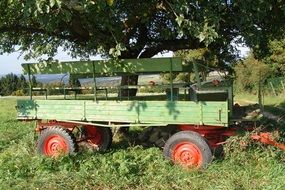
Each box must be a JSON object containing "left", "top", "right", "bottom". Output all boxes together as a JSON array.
[
  {"left": 0, "top": 74, "right": 70, "bottom": 84},
  {"left": 0, "top": 74, "right": 160, "bottom": 86}
]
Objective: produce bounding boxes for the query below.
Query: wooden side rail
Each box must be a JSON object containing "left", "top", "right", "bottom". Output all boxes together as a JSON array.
[
  {"left": 30, "top": 87, "right": 108, "bottom": 100},
  {"left": 31, "top": 88, "right": 48, "bottom": 99}
]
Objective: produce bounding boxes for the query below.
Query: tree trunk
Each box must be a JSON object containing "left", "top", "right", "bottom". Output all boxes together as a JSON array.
[
  {"left": 120, "top": 75, "right": 138, "bottom": 97},
  {"left": 119, "top": 51, "right": 140, "bottom": 97}
]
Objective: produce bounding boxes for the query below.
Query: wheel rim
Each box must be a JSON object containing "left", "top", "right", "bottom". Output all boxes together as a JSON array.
[
  {"left": 172, "top": 141, "right": 202, "bottom": 168},
  {"left": 43, "top": 135, "right": 68, "bottom": 156},
  {"left": 84, "top": 126, "right": 103, "bottom": 146}
]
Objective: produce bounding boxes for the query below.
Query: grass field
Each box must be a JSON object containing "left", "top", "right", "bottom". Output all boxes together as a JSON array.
[{"left": 0, "top": 96, "right": 285, "bottom": 190}]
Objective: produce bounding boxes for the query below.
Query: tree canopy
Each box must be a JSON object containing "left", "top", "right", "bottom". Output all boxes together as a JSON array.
[
  {"left": 1, "top": 0, "right": 285, "bottom": 61},
  {"left": 0, "top": 74, "right": 28, "bottom": 96},
  {"left": 263, "top": 37, "right": 285, "bottom": 75},
  {"left": 234, "top": 54, "right": 271, "bottom": 92}
]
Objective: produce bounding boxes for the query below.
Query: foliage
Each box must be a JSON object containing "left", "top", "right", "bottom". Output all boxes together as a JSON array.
[
  {"left": 265, "top": 76, "right": 285, "bottom": 95},
  {"left": 68, "top": 75, "right": 81, "bottom": 88},
  {"left": 177, "top": 48, "right": 220, "bottom": 67},
  {"left": 11, "top": 89, "right": 26, "bottom": 96},
  {"left": 31, "top": 75, "right": 38, "bottom": 87},
  {"left": 0, "top": 74, "right": 28, "bottom": 96},
  {"left": 2, "top": 1, "right": 285, "bottom": 97},
  {"left": 19, "top": 75, "right": 28, "bottom": 93},
  {"left": 234, "top": 55, "right": 271, "bottom": 93},
  {"left": 161, "top": 47, "right": 230, "bottom": 83},
  {"left": 263, "top": 38, "right": 285, "bottom": 76},
  {"left": 0, "top": 1, "right": 285, "bottom": 62},
  {"left": 1, "top": 98, "right": 285, "bottom": 189},
  {"left": 41, "top": 81, "right": 64, "bottom": 95},
  {"left": 0, "top": 74, "right": 42, "bottom": 96}
]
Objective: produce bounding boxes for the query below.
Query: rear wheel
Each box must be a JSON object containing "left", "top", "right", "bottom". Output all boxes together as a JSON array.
[
  {"left": 37, "top": 126, "right": 76, "bottom": 157},
  {"left": 81, "top": 126, "right": 112, "bottom": 151},
  {"left": 163, "top": 131, "right": 212, "bottom": 169}
]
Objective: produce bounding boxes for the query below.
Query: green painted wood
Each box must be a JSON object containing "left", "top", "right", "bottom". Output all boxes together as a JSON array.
[
  {"left": 22, "top": 57, "right": 183, "bottom": 75},
  {"left": 17, "top": 100, "right": 229, "bottom": 127},
  {"left": 16, "top": 100, "right": 36, "bottom": 119}
]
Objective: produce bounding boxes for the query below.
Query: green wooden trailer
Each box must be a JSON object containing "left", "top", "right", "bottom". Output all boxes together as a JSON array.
[{"left": 16, "top": 57, "right": 239, "bottom": 169}]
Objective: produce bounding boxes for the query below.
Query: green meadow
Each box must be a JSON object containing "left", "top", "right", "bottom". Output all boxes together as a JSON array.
[{"left": 0, "top": 97, "right": 285, "bottom": 190}]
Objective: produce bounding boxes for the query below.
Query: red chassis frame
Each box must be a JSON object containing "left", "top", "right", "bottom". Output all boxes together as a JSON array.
[
  {"left": 34, "top": 120, "right": 285, "bottom": 151},
  {"left": 179, "top": 124, "right": 285, "bottom": 151}
]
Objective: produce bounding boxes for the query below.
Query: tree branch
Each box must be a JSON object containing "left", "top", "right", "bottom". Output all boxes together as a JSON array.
[
  {"left": 0, "top": 25, "right": 80, "bottom": 43},
  {"left": 140, "top": 38, "right": 203, "bottom": 58}
]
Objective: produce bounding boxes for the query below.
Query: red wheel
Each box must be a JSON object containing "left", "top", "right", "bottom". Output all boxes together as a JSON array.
[
  {"left": 37, "top": 127, "right": 76, "bottom": 157},
  {"left": 172, "top": 141, "right": 203, "bottom": 167},
  {"left": 163, "top": 131, "right": 212, "bottom": 169},
  {"left": 84, "top": 125, "right": 103, "bottom": 145},
  {"left": 44, "top": 135, "right": 68, "bottom": 156},
  {"left": 81, "top": 126, "right": 112, "bottom": 151}
]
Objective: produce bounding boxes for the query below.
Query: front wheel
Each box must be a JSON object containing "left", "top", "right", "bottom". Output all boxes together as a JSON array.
[
  {"left": 37, "top": 126, "right": 76, "bottom": 157},
  {"left": 163, "top": 131, "right": 212, "bottom": 169}
]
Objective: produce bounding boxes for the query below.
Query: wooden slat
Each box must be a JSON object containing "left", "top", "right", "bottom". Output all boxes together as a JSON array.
[
  {"left": 22, "top": 57, "right": 183, "bottom": 75},
  {"left": 17, "top": 99, "right": 229, "bottom": 127}
]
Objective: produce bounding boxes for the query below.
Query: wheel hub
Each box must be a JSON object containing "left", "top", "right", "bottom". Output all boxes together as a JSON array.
[
  {"left": 84, "top": 126, "right": 103, "bottom": 146},
  {"left": 44, "top": 135, "right": 68, "bottom": 156},
  {"left": 172, "top": 142, "right": 202, "bottom": 167}
]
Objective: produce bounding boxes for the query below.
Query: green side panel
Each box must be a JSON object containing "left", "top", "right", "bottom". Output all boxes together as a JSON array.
[
  {"left": 17, "top": 100, "right": 37, "bottom": 119},
  {"left": 17, "top": 100, "right": 85, "bottom": 120},
  {"left": 85, "top": 101, "right": 139, "bottom": 122},
  {"left": 17, "top": 100, "right": 228, "bottom": 127},
  {"left": 136, "top": 101, "right": 228, "bottom": 126},
  {"left": 22, "top": 57, "right": 183, "bottom": 75},
  {"left": 36, "top": 100, "right": 85, "bottom": 120}
]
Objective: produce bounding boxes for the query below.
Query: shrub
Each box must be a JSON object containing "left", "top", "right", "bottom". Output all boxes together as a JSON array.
[
  {"left": 234, "top": 55, "right": 271, "bottom": 93},
  {"left": 11, "top": 89, "right": 25, "bottom": 96}
]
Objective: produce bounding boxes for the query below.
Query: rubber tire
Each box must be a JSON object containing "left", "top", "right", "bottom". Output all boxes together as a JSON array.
[
  {"left": 163, "top": 131, "right": 213, "bottom": 169},
  {"left": 82, "top": 126, "right": 112, "bottom": 151},
  {"left": 37, "top": 126, "right": 76, "bottom": 156}
]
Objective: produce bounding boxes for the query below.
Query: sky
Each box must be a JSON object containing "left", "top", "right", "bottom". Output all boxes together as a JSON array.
[
  {"left": 0, "top": 49, "right": 90, "bottom": 75},
  {"left": 0, "top": 46, "right": 249, "bottom": 75}
]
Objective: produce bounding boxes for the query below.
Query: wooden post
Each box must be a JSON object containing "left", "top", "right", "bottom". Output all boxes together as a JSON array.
[
  {"left": 170, "top": 58, "right": 174, "bottom": 101},
  {"left": 281, "top": 80, "right": 285, "bottom": 90},
  {"left": 92, "top": 62, "right": 97, "bottom": 101},
  {"left": 60, "top": 73, "right": 68, "bottom": 100},
  {"left": 45, "top": 89, "right": 47, "bottom": 100},
  {"left": 27, "top": 64, "right": 32, "bottom": 100},
  {"left": 193, "top": 62, "right": 201, "bottom": 89},
  {"left": 63, "top": 87, "right": 66, "bottom": 100},
  {"left": 228, "top": 84, "right": 233, "bottom": 117},
  {"left": 127, "top": 75, "right": 130, "bottom": 101},
  {"left": 269, "top": 82, "right": 277, "bottom": 96},
  {"left": 258, "top": 80, "right": 264, "bottom": 112}
]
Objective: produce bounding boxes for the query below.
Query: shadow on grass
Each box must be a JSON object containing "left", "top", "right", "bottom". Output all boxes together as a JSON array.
[
  {"left": 264, "top": 105, "right": 285, "bottom": 117},
  {"left": 263, "top": 104, "right": 285, "bottom": 131}
]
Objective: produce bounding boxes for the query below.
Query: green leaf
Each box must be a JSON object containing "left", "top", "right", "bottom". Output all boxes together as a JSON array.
[
  {"left": 109, "top": 48, "right": 116, "bottom": 55},
  {"left": 175, "top": 14, "right": 184, "bottom": 27},
  {"left": 46, "top": 5, "right": 50, "bottom": 13},
  {"left": 35, "top": 1, "right": 43, "bottom": 14},
  {"left": 50, "top": 0, "right": 56, "bottom": 8},
  {"left": 55, "top": 0, "right": 62, "bottom": 8},
  {"left": 198, "top": 33, "right": 205, "bottom": 42},
  {"left": 116, "top": 43, "right": 126, "bottom": 51},
  {"left": 106, "top": 0, "right": 114, "bottom": 6}
]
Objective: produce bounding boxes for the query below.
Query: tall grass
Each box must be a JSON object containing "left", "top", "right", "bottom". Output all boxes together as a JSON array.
[{"left": 0, "top": 98, "right": 285, "bottom": 190}]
